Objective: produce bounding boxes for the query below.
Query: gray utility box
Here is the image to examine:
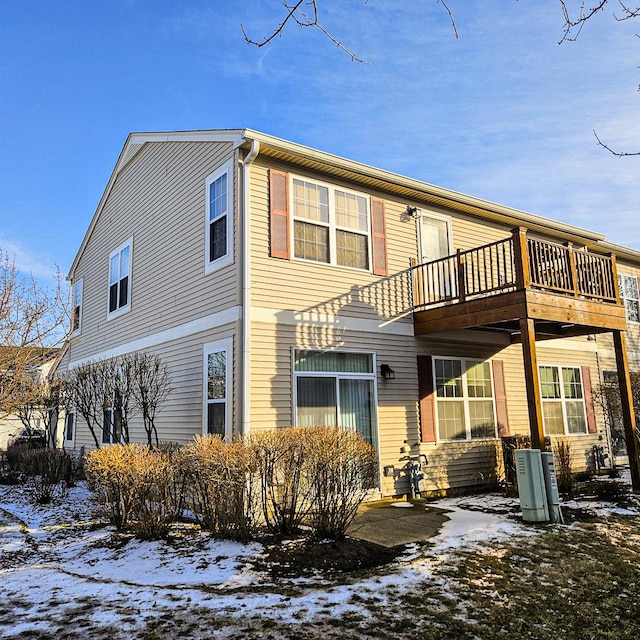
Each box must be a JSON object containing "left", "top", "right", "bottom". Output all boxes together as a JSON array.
[
  {"left": 515, "top": 449, "right": 550, "bottom": 522},
  {"left": 541, "top": 452, "right": 563, "bottom": 524}
]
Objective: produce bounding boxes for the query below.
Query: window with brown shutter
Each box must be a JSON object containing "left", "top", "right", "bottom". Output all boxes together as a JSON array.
[
  {"left": 581, "top": 366, "right": 598, "bottom": 434},
  {"left": 492, "top": 360, "right": 510, "bottom": 437},
  {"left": 417, "top": 355, "right": 436, "bottom": 443},
  {"left": 370, "top": 197, "right": 388, "bottom": 276},
  {"left": 269, "top": 169, "right": 290, "bottom": 259}
]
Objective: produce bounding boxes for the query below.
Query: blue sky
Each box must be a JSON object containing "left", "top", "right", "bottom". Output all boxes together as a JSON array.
[{"left": 1, "top": 1, "right": 639, "bottom": 285}]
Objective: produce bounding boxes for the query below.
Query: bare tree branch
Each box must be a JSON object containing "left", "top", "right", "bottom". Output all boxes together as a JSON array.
[
  {"left": 437, "top": 0, "right": 459, "bottom": 39},
  {"left": 614, "top": 2, "right": 640, "bottom": 20},
  {"left": 241, "top": 0, "right": 371, "bottom": 63},
  {"left": 558, "top": 0, "right": 609, "bottom": 43},
  {"left": 594, "top": 129, "right": 640, "bottom": 155}
]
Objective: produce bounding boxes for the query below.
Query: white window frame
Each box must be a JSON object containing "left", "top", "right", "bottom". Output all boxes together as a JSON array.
[
  {"left": 71, "top": 278, "right": 83, "bottom": 335},
  {"left": 539, "top": 364, "right": 588, "bottom": 436},
  {"left": 205, "top": 160, "right": 234, "bottom": 274},
  {"left": 292, "top": 348, "right": 379, "bottom": 446},
  {"left": 203, "top": 338, "right": 232, "bottom": 439},
  {"left": 64, "top": 410, "right": 76, "bottom": 446},
  {"left": 618, "top": 274, "right": 640, "bottom": 323},
  {"left": 106, "top": 237, "right": 132, "bottom": 320},
  {"left": 289, "top": 174, "right": 373, "bottom": 272},
  {"left": 433, "top": 356, "right": 498, "bottom": 442}
]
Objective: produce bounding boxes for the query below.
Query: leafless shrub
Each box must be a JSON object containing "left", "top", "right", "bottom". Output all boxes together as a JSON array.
[
  {"left": 553, "top": 438, "right": 574, "bottom": 495},
  {"left": 252, "top": 428, "right": 311, "bottom": 536},
  {"left": 14, "top": 447, "right": 74, "bottom": 504},
  {"left": 304, "top": 427, "right": 377, "bottom": 540},
  {"left": 179, "top": 436, "right": 257, "bottom": 542}
]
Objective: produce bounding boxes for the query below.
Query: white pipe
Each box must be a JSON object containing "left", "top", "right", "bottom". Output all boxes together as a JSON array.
[{"left": 240, "top": 139, "right": 260, "bottom": 437}]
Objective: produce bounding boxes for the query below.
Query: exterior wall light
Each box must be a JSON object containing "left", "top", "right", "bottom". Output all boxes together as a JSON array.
[
  {"left": 380, "top": 364, "right": 396, "bottom": 380},
  {"left": 406, "top": 206, "right": 421, "bottom": 219}
]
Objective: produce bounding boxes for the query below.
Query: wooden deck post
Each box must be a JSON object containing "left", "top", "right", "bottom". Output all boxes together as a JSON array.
[
  {"left": 512, "top": 227, "right": 530, "bottom": 291},
  {"left": 456, "top": 249, "right": 466, "bottom": 303},
  {"left": 613, "top": 330, "right": 640, "bottom": 493},
  {"left": 520, "top": 317, "right": 547, "bottom": 451}
]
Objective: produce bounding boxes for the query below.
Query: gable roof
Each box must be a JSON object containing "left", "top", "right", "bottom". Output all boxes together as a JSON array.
[{"left": 67, "top": 128, "right": 640, "bottom": 279}]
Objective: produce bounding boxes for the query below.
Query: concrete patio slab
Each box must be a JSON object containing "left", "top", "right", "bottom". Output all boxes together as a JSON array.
[{"left": 348, "top": 500, "right": 450, "bottom": 548}]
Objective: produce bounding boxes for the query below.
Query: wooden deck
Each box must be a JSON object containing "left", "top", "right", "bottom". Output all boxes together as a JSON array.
[{"left": 412, "top": 227, "right": 626, "bottom": 340}]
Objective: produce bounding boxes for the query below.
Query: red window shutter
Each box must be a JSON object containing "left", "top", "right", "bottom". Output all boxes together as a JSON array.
[
  {"left": 418, "top": 355, "right": 436, "bottom": 442},
  {"left": 581, "top": 366, "right": 598, "bottom": 434},
  {"left": 370, "top": 198, "right": 388, "bottom": 276},
  {"left": 492, "top": 360, "right": 510, "bottom": 436},
  {"left": 269, "top": 169, "right": 290, "bottom": 259}
]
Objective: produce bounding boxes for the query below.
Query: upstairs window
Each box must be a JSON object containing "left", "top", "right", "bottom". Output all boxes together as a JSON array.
[
  {"left": 618, "top": 274, "right": 640, "bottom": 323},
  {"left": 71, "top": 279, "right": 83, "bottom": 333},
  {"left": 292, "top": 178, "right": 371, "bottom": 270},
  {"left": 206, "top": 161, "right": 233, "bottom": 273},
  {"left": 108, "top": 239, "right": 131, "bottom": 318}
]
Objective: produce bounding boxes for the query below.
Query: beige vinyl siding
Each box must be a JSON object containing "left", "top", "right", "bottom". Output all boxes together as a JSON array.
[
  {"left": 68, "top": 141, "right": 239, "bottom": 365},
  {"left": 250, "top": 160, "right": 413, "bottom": 324},
  {"left": 497, "top": 339, "right": 605, "bottom": 474},
  {"left": 250, "top": 320, "right": 420, "bottom": 497},
  {"left": 249, "top": 159, "right": 515, "bottom": 326},
  {"left": 69, "top": 321, "right": 240, "bottom": 451},
  {"left": 414, "top": 337, "right": 508, "bottom": 493}
]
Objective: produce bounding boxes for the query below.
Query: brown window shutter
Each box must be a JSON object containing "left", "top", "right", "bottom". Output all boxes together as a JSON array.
[
  {"left": 581, "top": 366, "right": 598, "bottom": 434},
  {"left": 269, "top": 169, "right": 290, "bottom": 259},
  {"left": 492, "top": 360, "right": 510, "bottom": 436},
  {"left": 370, "top": 198, "right": 388, "bottom": 276},
  {"left": 418, "top": 355, "right": 436, "bottom": 442}
]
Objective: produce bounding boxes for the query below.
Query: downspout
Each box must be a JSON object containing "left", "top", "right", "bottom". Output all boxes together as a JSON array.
[{"left": 240, "top": 139, "right": 260, "bottom": 437}]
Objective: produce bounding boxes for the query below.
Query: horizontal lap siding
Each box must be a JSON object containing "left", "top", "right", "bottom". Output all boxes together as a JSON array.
[
  {"left": 498, "top": 340, "right": 605, "bottom": 473},
  {"left": 421, "top": 442, "right": 502, "bottom": 492},
  {"left": 69, "top": 141, "right": 238, "bottom": 364},
  {"left": 250, "top": 321, "right": 420, "bottom": 497},
  {"left": 71, "top": 321, "right": 239, "bottom": 450},
  {"left": 66, "top": 140, "right": 242, "bottom": 451},
  {"left": 249, "top": 161, "right": 414, "bottom": 324}
]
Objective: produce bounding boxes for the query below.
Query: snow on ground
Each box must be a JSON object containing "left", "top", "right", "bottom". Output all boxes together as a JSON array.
[{"left": 0, "top": 472, "right": 638, "bottom": 638}]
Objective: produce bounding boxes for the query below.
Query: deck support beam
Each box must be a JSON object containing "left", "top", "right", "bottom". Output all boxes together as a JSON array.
[
  {"left": 520, "top": 317, "right": 547, "bottom": 451},
  {"left": 613, "top": 330, "right": 640, "bottom": 493}
]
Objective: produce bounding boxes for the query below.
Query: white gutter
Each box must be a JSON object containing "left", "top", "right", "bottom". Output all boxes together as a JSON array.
[{"left": 240, "top": 138, "right": 260, "bottom": 437}]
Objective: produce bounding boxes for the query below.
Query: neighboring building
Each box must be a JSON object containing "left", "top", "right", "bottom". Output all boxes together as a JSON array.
[
  {"left": 56, "top": 129, "right": 640, "bottom": 495},
  {"left": 0, "top": 348, "right": 62, "bottom": 450}
]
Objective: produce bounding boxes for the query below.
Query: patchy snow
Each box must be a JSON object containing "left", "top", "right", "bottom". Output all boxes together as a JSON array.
[{"left": 0, "top": 471, "right": 638, "bottom": 638}]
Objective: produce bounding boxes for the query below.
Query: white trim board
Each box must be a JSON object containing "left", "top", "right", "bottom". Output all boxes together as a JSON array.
[{"left": 68, "top": 307, "right": 240, "bottom": 368}]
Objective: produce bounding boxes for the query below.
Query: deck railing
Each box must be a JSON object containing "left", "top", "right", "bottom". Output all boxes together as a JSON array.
[{"left": 411, "top": 227, "right": 618, "bottom": 310}]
